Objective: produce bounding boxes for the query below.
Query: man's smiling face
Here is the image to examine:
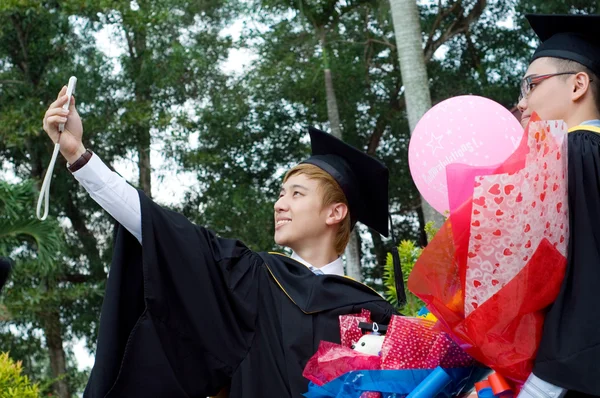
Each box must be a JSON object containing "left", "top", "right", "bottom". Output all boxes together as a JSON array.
[{"left": 273, "top": 173, "right": 329, "bottom": 250}]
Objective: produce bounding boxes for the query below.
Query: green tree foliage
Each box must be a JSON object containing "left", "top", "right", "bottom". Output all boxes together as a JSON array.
[
  {"left": 0, "top": 180, "right": 62, "bottom": 271},
  {"left": 72, "top": 0, "right": 235, "bottom": 196},
  {"left": 384, "top": 240, "right": 423, "bottom": 315},
  {"left": 0, "top": 2, "right": 114, "bottom": 394},
  {"left": 383, "top": 222, "right": 438, "bottom": 314},
  {"left": 179, "top": 0, "right": 426, "bottom": 268},
  {"left": 0, "top": 180, "right": 91, "bottom": 395},
  {"left": 0, "top": 352, "right": 40, "bottom": 398},
  {"left": 0, "top": 2, "right": 234, "bottom": 394}
]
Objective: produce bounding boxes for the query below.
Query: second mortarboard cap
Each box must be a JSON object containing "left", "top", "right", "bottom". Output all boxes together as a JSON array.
[
  {"left": 527, "top": 14, "right": 600, "bottom": 76},
  {"left": 301, "top": 127, "right": 390, "bottom": 237}
]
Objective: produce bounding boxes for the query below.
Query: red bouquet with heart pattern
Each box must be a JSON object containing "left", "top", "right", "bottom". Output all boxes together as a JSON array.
[{"left": 408, "top": 114, "right": 569, "bottom": 384}]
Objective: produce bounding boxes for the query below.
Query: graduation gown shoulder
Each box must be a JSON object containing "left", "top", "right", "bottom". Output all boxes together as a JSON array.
[
  {"left": 534, "top": 128, "right": 600, "bottom": 396},
  {"left": 84, "top": 191, "right": 395, "bottom": 398}
]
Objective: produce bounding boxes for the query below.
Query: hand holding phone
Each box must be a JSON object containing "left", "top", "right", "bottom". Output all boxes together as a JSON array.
[
  {"left": 39, "top": 76, "right": 84, "bottom": 220},
  {"left": 42, "top": 76, "right": 85, "bottom": 163},
  {"left": 59, "top": 76, "right": 77, "bottom": 132}
]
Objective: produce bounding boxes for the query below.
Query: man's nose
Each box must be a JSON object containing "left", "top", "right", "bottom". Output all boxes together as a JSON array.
[
  {"left": 517, "top": 96, "right": 527, "bottom": 114},
  {"left": 274, "top": 196, "right": 288, "bottom": 212}
]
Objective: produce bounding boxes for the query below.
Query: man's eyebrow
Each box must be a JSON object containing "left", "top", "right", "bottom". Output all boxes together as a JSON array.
[
  {"left": 290, "top": 184, "right": 309, "bottom": 190},
  {"left": 280, "top": 184, "right": 309, "bottom": 192}
]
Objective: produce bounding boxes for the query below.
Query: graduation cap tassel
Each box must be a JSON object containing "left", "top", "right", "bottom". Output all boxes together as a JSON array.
[
  {"left": 392, "top": 247, "right": 407, "bottom": 308},
  {"left": 389, "top": 215, "right": 407, "bottom": 308}
]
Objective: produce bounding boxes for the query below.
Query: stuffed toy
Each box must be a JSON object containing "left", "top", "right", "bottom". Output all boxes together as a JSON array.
[{"left": 351, "top": 334, "right": 385, "bottom": 356}]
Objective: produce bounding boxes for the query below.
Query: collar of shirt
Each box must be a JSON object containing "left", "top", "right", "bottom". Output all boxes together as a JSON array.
[
  {"left": 580, "top": 119, "right": 600, "bottom": 128},
  {"left": 290, "top": 252, "right": 345, "bottom": 276}
]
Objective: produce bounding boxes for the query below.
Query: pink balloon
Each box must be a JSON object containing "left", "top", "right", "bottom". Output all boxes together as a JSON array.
[{"left": 408, "top": 96, "right": 523, "bottom": 215}]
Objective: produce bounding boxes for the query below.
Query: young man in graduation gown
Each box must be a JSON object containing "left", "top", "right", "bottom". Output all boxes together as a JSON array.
[
  {"left": 516, "top": 14, "right": 600, "bottom": 398},
  {"left": 42, "top": 92, "right": 397, "bottom": 397}
]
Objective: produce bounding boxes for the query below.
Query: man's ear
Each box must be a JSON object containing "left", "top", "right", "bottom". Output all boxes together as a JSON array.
[
  {"left": 572, "top": 71, "right": 592, "bottom": 102},
  {"left": 325, "top": 203, "right": 348, "bottom": 226}
]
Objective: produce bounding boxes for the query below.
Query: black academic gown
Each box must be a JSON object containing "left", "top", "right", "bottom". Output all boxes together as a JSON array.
[
  {"left": 534, "top": 128, "right": 600, "bottom": 397},
  {"left": 83, "top": 191, "right": 396, "bottom": 398}
]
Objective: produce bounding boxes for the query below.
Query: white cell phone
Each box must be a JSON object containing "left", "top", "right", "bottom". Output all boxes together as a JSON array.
[{"left": 59, "top": 76, "right": 77, "bottom": 132}]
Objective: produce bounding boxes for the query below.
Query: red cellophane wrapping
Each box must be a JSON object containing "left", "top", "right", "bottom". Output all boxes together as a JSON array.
[
  {"left": 303, "top": 341, "right": 381, "bottom": 387},
  {"left": 408, "top": 114, "right": 570, "bottom": 383}
]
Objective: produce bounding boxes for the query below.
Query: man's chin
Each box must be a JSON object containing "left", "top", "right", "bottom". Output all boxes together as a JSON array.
[{"left": 274, "top": 234, "right": 290, "bottom": 247}]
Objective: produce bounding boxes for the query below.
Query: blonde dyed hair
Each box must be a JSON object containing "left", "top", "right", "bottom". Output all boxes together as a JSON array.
[{"left": 283, "top": 163, "right": 351, "bottom": 255}]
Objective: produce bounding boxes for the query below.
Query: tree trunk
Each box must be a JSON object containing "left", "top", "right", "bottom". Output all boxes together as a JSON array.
[
  {"left": 138, "top": 137, "right": 152, "bottom": 197},
  {"left": 65, "top": 190, "right": 105, "bottom": 279},
  {"left": 390, "top": 0, "right": 446, "bottom": 233},
  {"left": 345, "top": 229, "right": 362, "bottom": 281},
  {"left": 323, "top": 68, "right": 342, "bottom": 139},
  {"left": 319, "top": 30, "right": 362, "bottom": 280},
  {"left": 125, "top": 10, "right": 153, "bottom": 198},
  {"left": 42, "top": 308, "right": 70, "bottom": 398},
  {"left": 370, "top": 229, "right": 388, "bottom": 280}
]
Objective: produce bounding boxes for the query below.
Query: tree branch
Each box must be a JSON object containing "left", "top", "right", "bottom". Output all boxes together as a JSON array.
[
  {"left": 295, "top": 0, "right": 318, "bottom": 28},
  {"left": 121, "top": 21, "right": 137, "bottom": 61},
  {"left": 64, "top": 191, "right": 105, "bottom": 280},
  {"left": 366, "top": 80, "right": 404, "bottom": 156},
  {"left": 465, "top": 30, "right": 486, "bottom": 84},
  {"left": 363, "top": 38, "right": 396, "bottom": 49},
  {"left": 366, "top": 114, "right": 389, "bottom": 156},
  {"left": 337, "top": 0, "right": 371, "bottom": 23},
  {"left": 58, "top": 273, "right": 92, "bottom": 284},
  {"left": 363, "top": 11, "right": 373, "bottom": 89},
  {"left": 423, "top": 0, "right": 487, "bottom": 63},
  {"left": 9, "top": 15, "right": 30, "bottom": 78},
  {"left": 0, "top": 80, "right": 26, "bottom": 85},
  {"left": 424, "top": 0, "right": 461, "bottom": 55}
]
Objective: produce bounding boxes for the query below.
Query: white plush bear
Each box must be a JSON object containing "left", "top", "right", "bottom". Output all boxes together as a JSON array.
[{"left": 351, "top": 334, "right": 385, "bottom": 356}]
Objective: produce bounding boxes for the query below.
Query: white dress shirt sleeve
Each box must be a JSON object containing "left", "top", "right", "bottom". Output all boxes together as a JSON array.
[
  {"left": 72, "top": 154, "right": 142, "bottom": 243},
  {"left": 518, "top": 373, "right": 567, "bottom": 398}
]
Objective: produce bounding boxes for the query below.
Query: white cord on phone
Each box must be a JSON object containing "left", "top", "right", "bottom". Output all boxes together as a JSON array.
[
  {"left": 36, "top": 76, "right": 77, "bottom": 221},
  {"left": 36, "top": 142, "right": 61, "bottom": 220}
]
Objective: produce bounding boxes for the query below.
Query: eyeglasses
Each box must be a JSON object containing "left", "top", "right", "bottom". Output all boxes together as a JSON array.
[{"left": 519, "top": 72, "right": 578, "bottom": 102}]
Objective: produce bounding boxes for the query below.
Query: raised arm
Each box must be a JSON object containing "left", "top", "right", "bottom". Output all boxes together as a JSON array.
[{"left": 42, "top": 87, "right": 142, "bottom": 243}]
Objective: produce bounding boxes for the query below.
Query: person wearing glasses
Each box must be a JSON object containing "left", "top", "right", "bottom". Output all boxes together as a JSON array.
[{"left": 517, "top": 14, "right": 600, "bottom": 398}]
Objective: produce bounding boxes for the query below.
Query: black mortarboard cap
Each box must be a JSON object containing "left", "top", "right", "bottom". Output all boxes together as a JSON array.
[
  {"left": 527, "top": 14, "right": 600, "bottom": 76},
  {"left": 301, "top": 127, "right": 390, "bottom": 237}
]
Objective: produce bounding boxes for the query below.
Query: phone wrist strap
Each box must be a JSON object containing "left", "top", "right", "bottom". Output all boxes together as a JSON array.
[{"left": 36, "top": 142, "right": 61, "bottom": 221}]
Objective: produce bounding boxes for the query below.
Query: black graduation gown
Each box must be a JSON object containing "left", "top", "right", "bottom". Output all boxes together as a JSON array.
[
  {"left": 83, "top": 191, "right": 396, "bottom": 398},
  {"left": 534, "top": 128, "right": 600, "bottom": 397}
]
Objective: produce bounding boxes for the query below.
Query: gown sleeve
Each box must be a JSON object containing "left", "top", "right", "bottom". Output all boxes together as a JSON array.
[
  {"left": 533, "top": 130, "right": 600, "bottom": 396},
  {"left": 84, "top": 190, "right": 261, "bottom": 398}
]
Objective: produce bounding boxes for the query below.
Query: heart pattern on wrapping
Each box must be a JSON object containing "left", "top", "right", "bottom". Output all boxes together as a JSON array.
[{"left": 464, "top": 120, "right": 569, "bottom": 315}]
